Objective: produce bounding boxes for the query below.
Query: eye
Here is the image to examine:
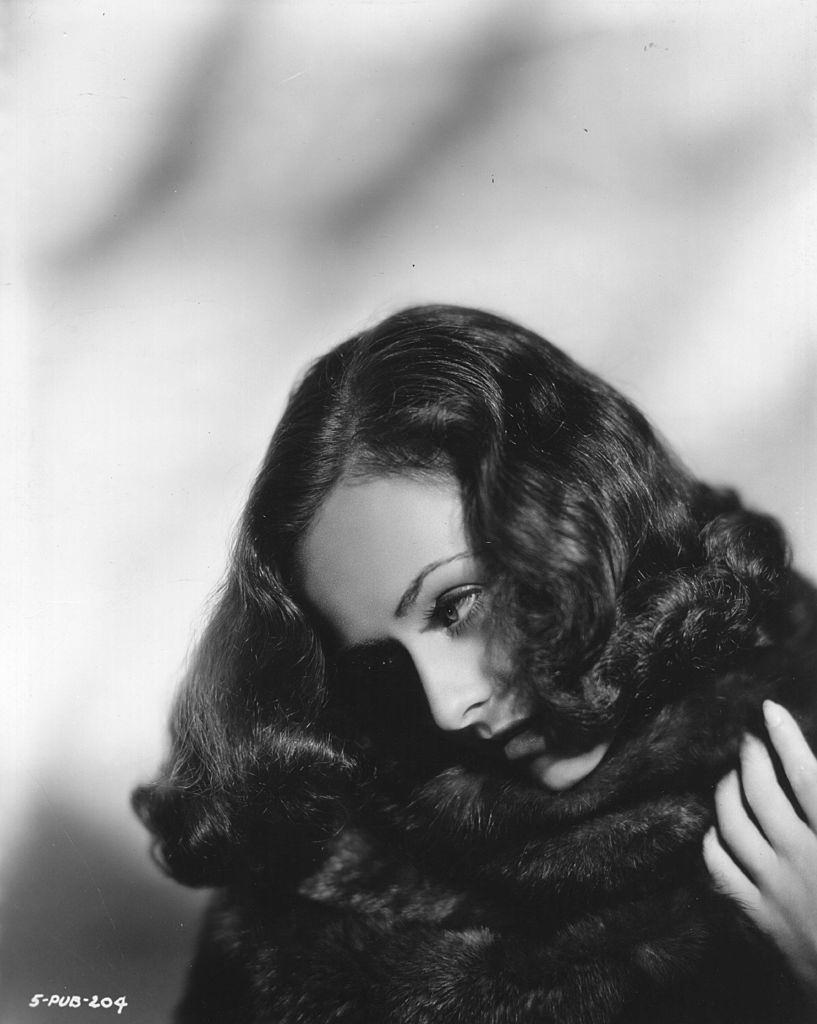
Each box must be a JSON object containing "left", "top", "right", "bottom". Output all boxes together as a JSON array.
[{"left": 430, "top": 586, "right": 484, "bottom": 635}]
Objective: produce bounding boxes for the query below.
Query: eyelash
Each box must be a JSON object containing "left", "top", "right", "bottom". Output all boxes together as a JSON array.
[
  {"left": 426, "top": 586, "right": 485, "bottom": 637},
  {"left": 335, "top": 586, "right": 486, "bottom": 680}
]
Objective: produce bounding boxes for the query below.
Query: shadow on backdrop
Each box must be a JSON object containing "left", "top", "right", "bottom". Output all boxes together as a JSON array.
[
  {"left": 11, "top": 5, "right": 815, "bottom": 1021},
  {"left": 2, "top": 791, "right": 207, "bottom": 1024}
]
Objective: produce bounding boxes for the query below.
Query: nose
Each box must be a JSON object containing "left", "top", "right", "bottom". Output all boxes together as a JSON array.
[{"left": 410, "top": 643, "right": 496, "bottom": 734}]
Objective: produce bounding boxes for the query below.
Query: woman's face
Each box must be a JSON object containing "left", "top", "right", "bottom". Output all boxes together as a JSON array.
[{"left": 299, "top": 473, "right": 608, "bottom": 791}]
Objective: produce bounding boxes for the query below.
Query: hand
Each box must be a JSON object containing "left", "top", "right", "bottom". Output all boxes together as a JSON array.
[{"left": 703, "top": 700, "right": 817, "bottom": 1005}]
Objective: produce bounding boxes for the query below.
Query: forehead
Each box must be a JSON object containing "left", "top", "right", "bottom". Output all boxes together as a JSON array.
[{"left": 298, "top": 474, "right": 466, "bottom": 644}]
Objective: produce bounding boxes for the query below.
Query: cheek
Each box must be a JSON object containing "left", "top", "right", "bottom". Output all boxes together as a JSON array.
[
  {"left": 329, "top": 648, "right": 454, "bottom": 773},
  {"left": 479, "top": 630, "right": 516, "bottom": 695}
]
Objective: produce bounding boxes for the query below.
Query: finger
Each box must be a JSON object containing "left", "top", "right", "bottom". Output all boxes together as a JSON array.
[
  {"left": 702, "top": 826, "right": 761, "bottom": 914},
  {"left": 713, "top": 769, "right": 776, "bottom": 883},
  {"left": 739, "top": 732, "right": 808, "bottom": 852},
  {"left": 764, "top": 701, "right": 817, "bottom": 829}
]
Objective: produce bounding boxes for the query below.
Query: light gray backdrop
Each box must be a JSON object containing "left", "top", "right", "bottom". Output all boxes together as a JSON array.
[{"left": 5, "top": 2, "right": 815, "bottom": 1021}]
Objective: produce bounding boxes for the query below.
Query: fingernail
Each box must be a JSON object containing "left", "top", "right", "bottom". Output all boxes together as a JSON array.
[
  {"left": 763, "top": 700, "right": 783, "bottom": 728},
  {"left": 742, "top": 732, "right": 765, "bottom": 756}
]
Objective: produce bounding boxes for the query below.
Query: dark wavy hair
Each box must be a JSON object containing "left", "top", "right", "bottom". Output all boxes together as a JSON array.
[{"left": 134, "top": 304, "right": 791, "bottom": 887}]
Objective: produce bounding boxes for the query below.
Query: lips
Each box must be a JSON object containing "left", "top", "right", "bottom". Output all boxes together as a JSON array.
[
  {"left": 488, "top": 721, "right": 611, "bottom": 791},
  {"left": 492, "top": 718, "right": 548, "bottom": 761},
  {"left": 502, "top": 727, "right": 548, "bottom": 761}
]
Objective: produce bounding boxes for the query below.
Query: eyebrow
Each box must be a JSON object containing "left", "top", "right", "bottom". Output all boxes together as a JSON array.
[
  {"left": 393, "top": 551, "right": 471, "bottom": 618},
  {"left": 334, "top": 551, "right": 474, "bottom": 660}
]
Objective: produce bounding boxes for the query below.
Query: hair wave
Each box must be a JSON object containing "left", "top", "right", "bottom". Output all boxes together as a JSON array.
[{"left": 133, "top": 305, "right": 794, "bottom": 887}]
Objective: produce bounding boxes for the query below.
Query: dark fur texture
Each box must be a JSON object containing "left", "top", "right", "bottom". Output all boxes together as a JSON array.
[
  {"left": 175, "top": 580, "right": 817, "bottom": 1023},
  {"left": 134, "top": 307, "right": 817, "bottom": 1023}
]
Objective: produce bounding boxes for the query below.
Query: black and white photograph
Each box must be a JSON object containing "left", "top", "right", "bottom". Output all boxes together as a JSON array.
[{"left": 5, "top": 2, "right": 817, "bottom": 1021}]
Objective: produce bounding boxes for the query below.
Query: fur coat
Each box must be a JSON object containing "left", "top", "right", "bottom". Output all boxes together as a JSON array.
[{"left": 174, "top": 575, "right": 817, "bottom": 1024}]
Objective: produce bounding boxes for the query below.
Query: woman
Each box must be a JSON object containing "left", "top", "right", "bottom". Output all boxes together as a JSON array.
[{"left": 135, "top": 305, "right": 817, "bottom": 1022}]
